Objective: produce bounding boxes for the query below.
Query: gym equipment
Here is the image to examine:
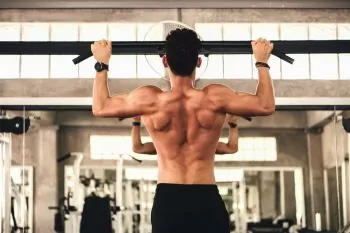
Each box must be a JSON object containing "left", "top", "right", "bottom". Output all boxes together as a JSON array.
[
  {"left": 0, "top": 134, "right": 11, "bottom": 233},
  {"left": 247, "top": 217, "right": 295, "bottom": 233},
  {"left": 142, "top": 20, "right": 209, "bottom": 80},
  {"left": 341, "top": 222, "right": 350, "bottom": 233},
  {"left": 49, "top": 196, "right": 77, "bottom": 233},
  {"left": 0, "top": 117, "right": 30, "bottom": 135},
  {"left": 342, "top": 116, "right": 350, "bottom": 133},
  {"left": 10, "top": 167, "right": 34, "bottom": 233},
  {"left": 1, "top": 39, "right": 350, "bottom": 65},
  {"left": 0, "top": 40, "right": 294, "bottom": 65},
  {"left": 248, "top": 222, "right": 284, "bottom": 233},
  {"left": 298, "top": 229, "right": 337, "bottom": 233},
  {"left": 233, "top": 180, "right": 247, "bottom": 233},
  {"left": 80, "top": 194, "right": 113, "bottom": 233},
  {"left": 59, "top": 152, "right": 141, "bottom": 233}
]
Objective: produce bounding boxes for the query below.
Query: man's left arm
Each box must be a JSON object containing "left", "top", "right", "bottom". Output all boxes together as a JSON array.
[{"left": 91, "top": 40, "right": 159, "bottom": 118}]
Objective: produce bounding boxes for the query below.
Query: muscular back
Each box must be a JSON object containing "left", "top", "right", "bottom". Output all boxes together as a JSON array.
[{"left": 142, "top": 87, "right": 226, "bottom": 184}]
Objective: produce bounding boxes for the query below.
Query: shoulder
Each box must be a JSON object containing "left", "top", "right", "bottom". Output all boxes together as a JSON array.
[
  {"left": 202, "top": 84, "right": 233, "bottom": 95},
  {"left": 202, "top": 84, "right": 238, "bottom": 111},
  {"left": 137, "top": 85, "right": 163, "bottom": 93},
  {"left": 133, "top": 85, "right": 163, "bottom": 97}
]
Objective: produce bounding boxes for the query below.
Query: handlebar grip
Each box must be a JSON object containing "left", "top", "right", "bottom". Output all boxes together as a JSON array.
[{"left": 72, "top": 51, "right": 93, "bottom": 65}]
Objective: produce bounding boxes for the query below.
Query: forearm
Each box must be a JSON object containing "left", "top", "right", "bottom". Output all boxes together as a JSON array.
[
  {"left": 131, "top": 123, "right": 143, "bottom": 150},
  {"left": 215, "top": 142, "right": 229, "bottom": 154},
  {"left": 131, "top": 123, "right": 157, "bottom": 154},
  {"left": 137, "top": 143, "right": 157, "bottom": 155},
  {"left": 215, "top": 125, "right": 238, "bottom": 154},
  {"left": 227, "top": 124, "right": 239, "bottom": 151},
  {"left": 92, "top": 71, "right": 110, "bottom": 113},
  {"left": 255, "top": 67, "right": 275, "bottom": 111}
]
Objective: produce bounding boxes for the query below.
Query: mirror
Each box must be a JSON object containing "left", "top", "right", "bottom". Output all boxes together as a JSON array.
[
  {"left": 2, "top": 109, "right": 350, "bottom": 233},
  {"left": 321, "top": 108, "right": 350, "bottom": 232},
  {"left": 63, "top": 166, "right": 304, "bottom": 233}
]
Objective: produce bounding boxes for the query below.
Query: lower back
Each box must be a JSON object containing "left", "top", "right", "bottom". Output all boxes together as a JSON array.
[{"left": 157, "top": 155, "right": 216, "bottom": 184}]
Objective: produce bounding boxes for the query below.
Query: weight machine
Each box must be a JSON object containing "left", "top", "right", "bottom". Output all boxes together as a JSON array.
[
  {"left": 52, "top": 152, "right": 142, "bottom": 233},
  {"left": 0, "top": 113, "right": 33, "bottom": 233}
]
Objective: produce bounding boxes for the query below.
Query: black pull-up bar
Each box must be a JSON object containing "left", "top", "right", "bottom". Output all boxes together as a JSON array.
[
  {"left": 1, "top": 40, "right": 350, "bottom": 65},
  {"left": 71, "top": 41, "right": 294, "bottom": 64}
]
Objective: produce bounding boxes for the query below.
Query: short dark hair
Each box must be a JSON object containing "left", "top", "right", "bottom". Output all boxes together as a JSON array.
[{"left": 165, "top": 28, "right": 202, "bottom": 77}]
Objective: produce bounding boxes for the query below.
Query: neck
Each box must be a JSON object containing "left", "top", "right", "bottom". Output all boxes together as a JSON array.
[{"left": 169, "top": 74, "right": 195, "bottom": 91}]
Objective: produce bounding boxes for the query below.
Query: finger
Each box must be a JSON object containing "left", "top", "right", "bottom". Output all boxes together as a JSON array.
[
  {"left": 267, "top": 44, "right": 273, "bottom": 53},
  {"left": 98, "top": 40, "right": 105, "bottom": 46},
  {"left": 260, "top": 38, "right": 269, "bottom": 44},
  {"left": 107, "top": 40, "right": 112, "bottom": 49}
]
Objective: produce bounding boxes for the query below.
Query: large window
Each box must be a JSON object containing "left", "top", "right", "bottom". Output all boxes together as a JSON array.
[
  {"left": 0, "top": 22, "right": 164, "bottom": 79},
  {"left": 195, "top": 23, "right": 350, "bottom": 80},
  {"left": 0, "top": 22, "right": 349, "bottom": 80},
  {"left": 90, "top": 135, "right": 132, "bottom": 160},
  {"left": 215, "top": 137, "right": 277, "bottom": 161},
  {"left": 90, "top": 135, "right": 155, "bottom": 160},
  {"left": 90, "top": 135, "right": 277, "bottom": 162}
]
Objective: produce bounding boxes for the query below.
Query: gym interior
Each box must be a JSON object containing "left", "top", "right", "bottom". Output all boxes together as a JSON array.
[{"left": 1, "top": 2, "right": 350, "bottom": 233}]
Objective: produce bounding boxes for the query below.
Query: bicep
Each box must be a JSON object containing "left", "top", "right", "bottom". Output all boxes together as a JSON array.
[
  {"left": 215, "top": 142, "right": 228, "bottom": 154},
  {"left": 215, "top": 142, "right": 237, "bottom": 154},
  {"left": 142, "top": 143, "right": 157, "bottom": 155},
  {"left": 99, "top": 87, "right": 158, "bottom": 118}
]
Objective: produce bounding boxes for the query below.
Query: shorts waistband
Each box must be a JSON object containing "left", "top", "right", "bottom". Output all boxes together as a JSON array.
[{"left": 156, "top": 183, "right": 218, "bottom": 192}]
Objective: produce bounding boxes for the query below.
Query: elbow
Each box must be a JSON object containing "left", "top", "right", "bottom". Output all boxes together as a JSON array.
[
  {"left": 92, "top": 102, "right": 105, "bottom": 117},
  {"left": 92, "top": 99, "right": 115, "bottom": 117},
  {"left": 228, "top": 144, "right": 238, "bottom": 154},
  {"left": 132, "top": 145, "right": 143, "bottom": 154},
  {"left": 92, "top": 107, "right": 103, "bottom": 117},
  {"left": 92, "top": 96, "right": 114, "bottom": 117},
  {"left": 263, "top": 106, "right": 276, "bottom": 115},
  {"left": 260, "top": 103, "right": 276, "bottom": 116}
]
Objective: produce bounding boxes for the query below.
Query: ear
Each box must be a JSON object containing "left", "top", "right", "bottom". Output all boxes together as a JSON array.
[
  {"left": 197, "top": 57, "right": 202, "bottom": 68},
  {"left": 162, "top": 56, "right": 168, "bottom": 68}
]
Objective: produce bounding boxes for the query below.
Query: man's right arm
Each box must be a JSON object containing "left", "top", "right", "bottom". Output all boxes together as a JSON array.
[
  {"left": 131, "top": 117, "right": 157, "bottom": 155},
  {"left": 206, "top": 38, "right": 275, "bottom": 117}
]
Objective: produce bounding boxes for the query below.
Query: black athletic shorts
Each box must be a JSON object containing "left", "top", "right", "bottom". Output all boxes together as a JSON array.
[{"left": 151, "top": 183, "right": 230, "bottom": 233}]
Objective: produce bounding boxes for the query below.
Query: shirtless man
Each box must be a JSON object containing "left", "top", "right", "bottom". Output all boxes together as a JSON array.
[
  {"left": 91, "top": 28, "right": 274, "bottom": 233},
  {"left": 131, "top": 114, "right": 241, "bottom": 155}
]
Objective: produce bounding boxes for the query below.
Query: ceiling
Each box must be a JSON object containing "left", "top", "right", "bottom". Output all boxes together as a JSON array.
[{"left": 0, "top": 0, "right": 349, "bottom": 9}]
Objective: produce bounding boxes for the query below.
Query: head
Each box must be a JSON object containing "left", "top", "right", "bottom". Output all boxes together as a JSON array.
[{"left": 162, "top": 28, "right": 202, "bottom": 77}]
